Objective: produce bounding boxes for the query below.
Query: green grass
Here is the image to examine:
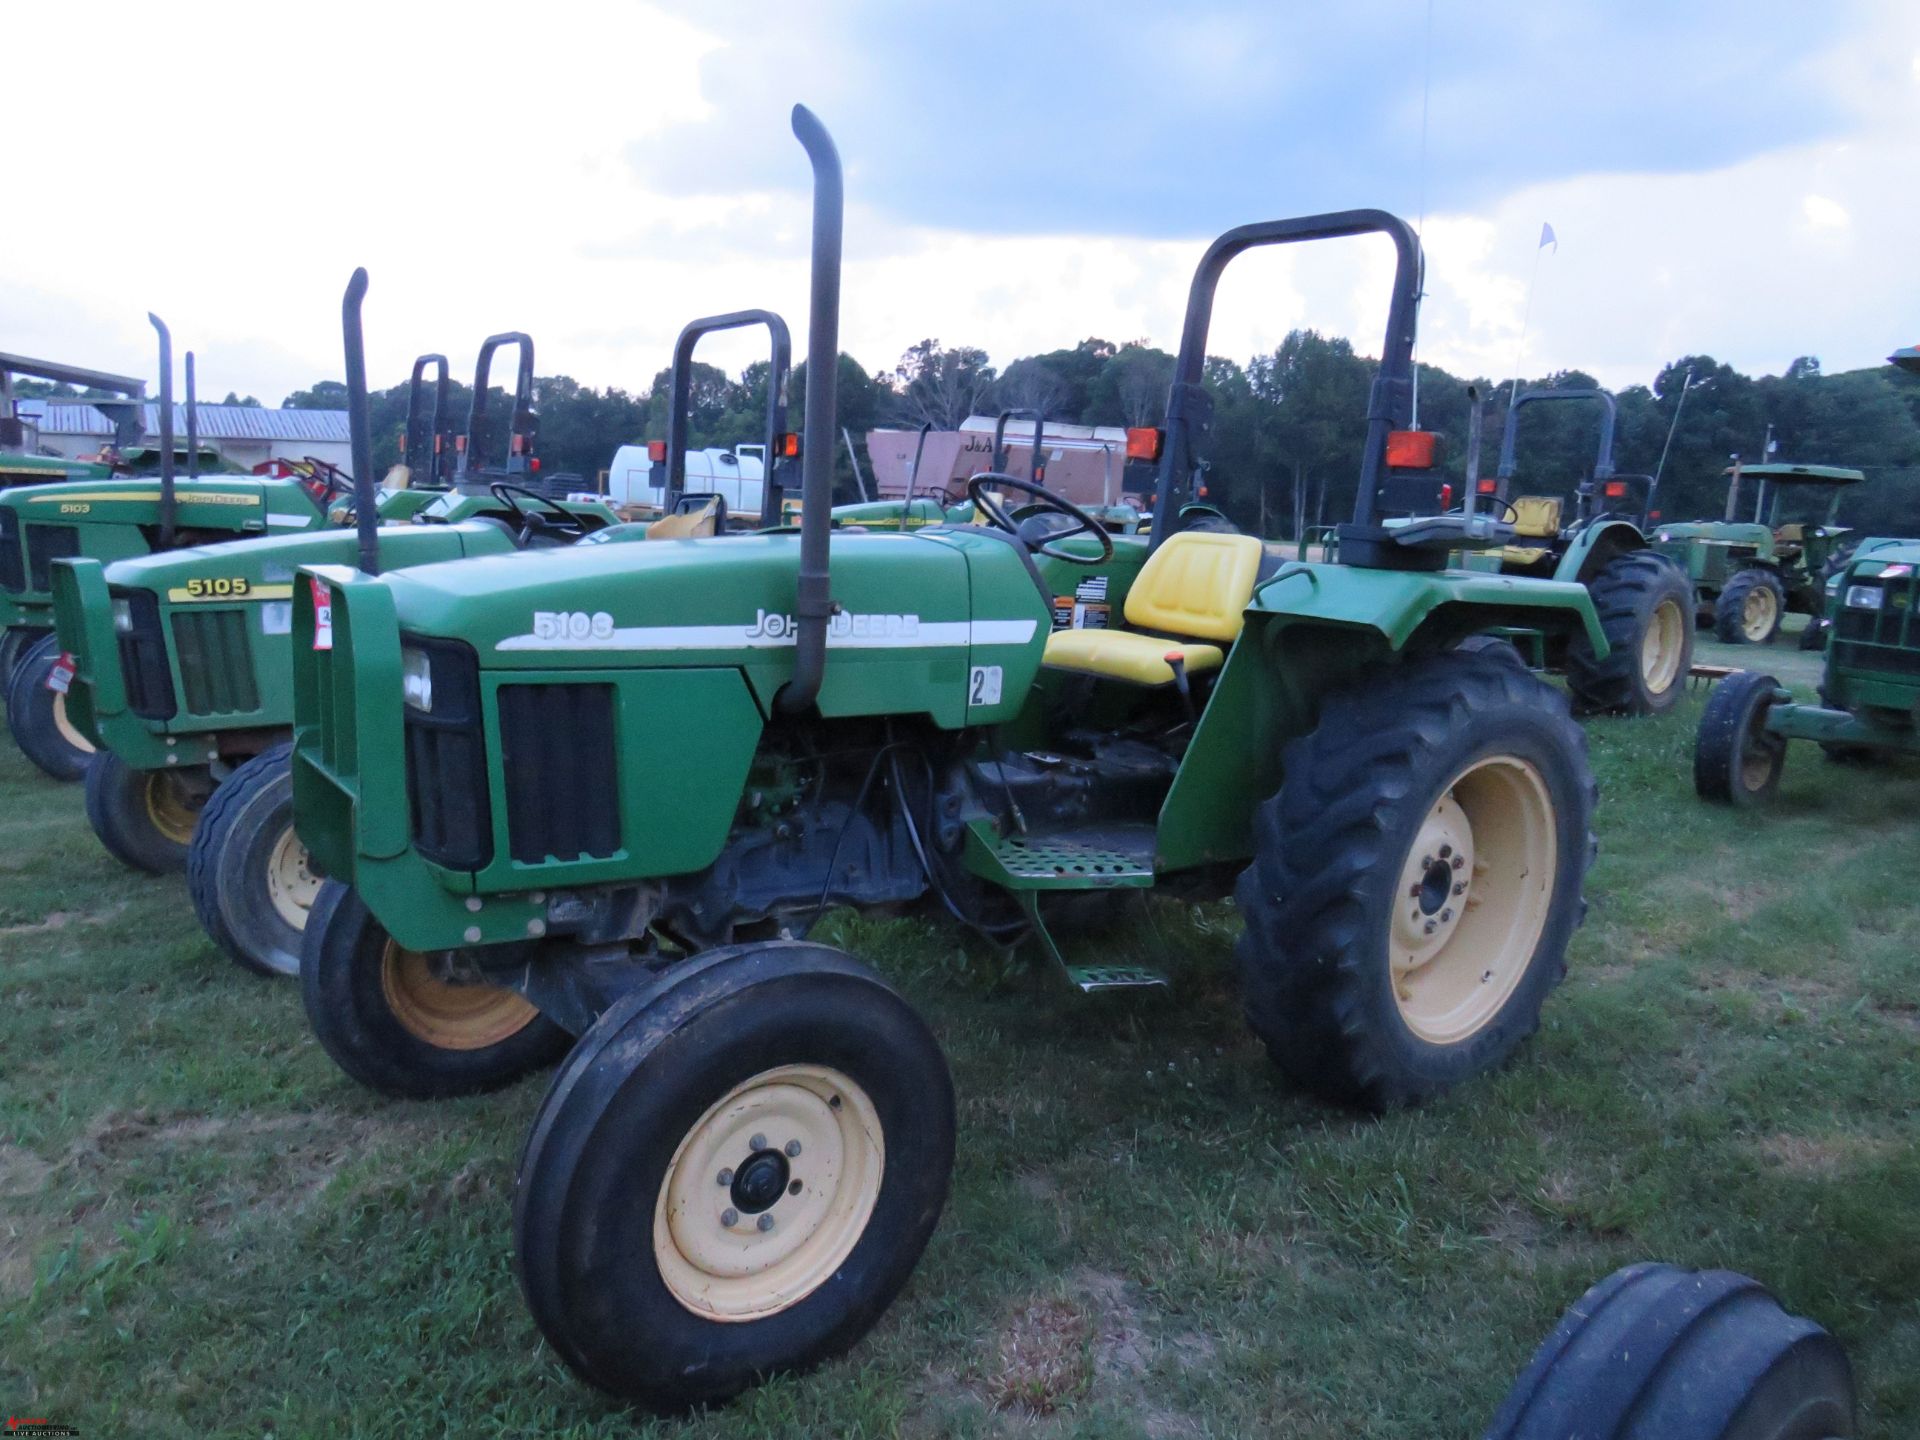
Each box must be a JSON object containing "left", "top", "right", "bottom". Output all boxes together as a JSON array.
[{"left": 4, "top": 648, "right": 1919, "bottom": 1438}]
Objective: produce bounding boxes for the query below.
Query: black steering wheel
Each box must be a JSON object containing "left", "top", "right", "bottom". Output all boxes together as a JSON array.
[
  {"left": 966, "top": 472, "right": 1112, "bottom": 565},
  {"left": 489, "top": 482, "right": 587, "bottom": 542}
]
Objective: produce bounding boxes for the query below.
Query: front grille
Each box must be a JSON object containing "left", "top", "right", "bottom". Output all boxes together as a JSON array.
[
  {"left": 0, "top": 510, "right": 21, "bottom": 592},
  {"left": 498, "top": 683, "right": 621, "bottom": 865},
  {"left": 1834, "top": 575, "right": 1920, "bottom": 649},
  {"left": 116, "top": 590, "right": 176, "bottom": 720},
  {"left": 25, "top": 523, "right": 78, "bottom": 593},
  {"left": 1833, "top": 641, "right": 1920, "bottom": 679},
  {"left": 402, "top": 636, "right": 493, "bottom": 870},
  {"left": 171, "top": 609, "right": 259, "bottom": 715}
]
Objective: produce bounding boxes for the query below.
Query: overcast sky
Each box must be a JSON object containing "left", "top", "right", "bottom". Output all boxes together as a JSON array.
[{"left": 7, "top": 1, "right": 1918, "bottom": 412}]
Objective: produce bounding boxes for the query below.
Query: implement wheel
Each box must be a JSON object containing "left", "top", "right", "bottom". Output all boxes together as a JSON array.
[
  {"left": 1235, "top": 648, "right": 1595, "bottom": 1111},
  {"left": 1485, "top": 1262, "right": 1855, "bottom": 1439},
  {"left": 188, "top": 746, "right": 324, "bottom": 977},
  {"left": 1716, "top": 569, "right": 1786, "bottom": 645},
  {"left": 515, "top": 942, "right": 954, "bottom": 1410},
  {"left": 1567, "top": 552, "right": 1694, "bottom": 716},
  {"left": 84, "top": 752, "right": 210, "bottom": 874},
  {"left": 1694, "top": 670, "right": 1786, "bottom": 806},
  {"left": 6, "top": 634, "right": 94, "bottom": 781},
  {"left": 300, "top": 880, "right": 568, "bottom": 1098}
]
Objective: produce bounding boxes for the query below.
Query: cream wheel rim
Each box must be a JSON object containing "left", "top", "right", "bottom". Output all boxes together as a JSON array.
[
  {"left": 52, "top": 691, "right": 95, "bottom": 755},
  {"left": 1390, "top": 756, "right": 1558, "bottom": 1045},
  {"left": 143, "top": 772, "right": 201, "bottom": 844},
  {"left": 378, "top": 941, "right": 538, "bottom": 1050},
  {"left": 1742, "top": 584, "right": 1778, "bottom": 641},
  {"left": 1640, "top": 598, "right": 1687, "bottom": 694},
  {"left": 654, "top": 1064, "right": 884, "bottom": 1323},
  {"left": 264, "top": 826, "right": 323, "bottom": 929}
]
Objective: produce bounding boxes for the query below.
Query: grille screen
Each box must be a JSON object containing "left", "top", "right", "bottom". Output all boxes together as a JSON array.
[
  {"left": 117, "top": 591, "right": 176, "bottom": 720},
  {"left": 498, "top": 683, "right": 621, "bottom": 865},
  {"left": 0, "top": 510, "right": 21, "bottom": 593},
  {"left": 25, "top": 523, "right": 80, "bottom": 592},
  {"left": 171, "top": 609, "right": 260, "bottom": 715}
]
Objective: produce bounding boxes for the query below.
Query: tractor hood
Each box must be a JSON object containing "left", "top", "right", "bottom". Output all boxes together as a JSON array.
[
  {"left": 1844, "top": 537, "right": 1920, "bottom": 576},
  {"left": 366, "top": 529, "right": 1040, "bottom": 671},
  {"left": 1, "top": 476, "right": 324, "bottom": 533},
  {"left": 99, "top": 520, "right": 504, "bottom": 597},
  {"left": 1652, "top": 521, "right": 1772, "bottom": 545}
]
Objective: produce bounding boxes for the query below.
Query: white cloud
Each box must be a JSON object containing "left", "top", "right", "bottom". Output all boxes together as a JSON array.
[{"left": 1802, "top": 194, "right": 1852, "bottom": 228}]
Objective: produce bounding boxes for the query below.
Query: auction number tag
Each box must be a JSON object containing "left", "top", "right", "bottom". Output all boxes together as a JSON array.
[
  {"left": 310, "top": 576, "right": 334, "bottom": 651},
  {"left": 968, "top": 665, "right": 1003, "bottom": 707},
  {"left": 45, "top": 652, "right": 76, "bottom": 694}
]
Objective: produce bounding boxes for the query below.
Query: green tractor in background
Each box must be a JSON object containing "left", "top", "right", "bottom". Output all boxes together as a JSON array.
[
  {"left": 1652, "top": 458, "right": 1864, "bottom": 647},
  {"left": 1694, "top": 342, "right": 1920, "bottom": 804},
  {"left": 2, "top": 315, "right": 432, "bottom": 781},
  {"left": 1459, "top": 386, "right": 1694, "bottom": 715},
  {"left": 1, "top": 349, "right": 148, "bottom": 492},
  {"left": 51, "top": 299, "right": 624, "bottom": 977},
  {"left": 287, "top": 107, "right": 1608, "bottom": 1408}
]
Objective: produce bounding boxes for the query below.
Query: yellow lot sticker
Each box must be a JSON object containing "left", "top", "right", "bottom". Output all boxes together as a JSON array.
[{"left": 166, "top": 581, "right": 294, "bottom": 603}]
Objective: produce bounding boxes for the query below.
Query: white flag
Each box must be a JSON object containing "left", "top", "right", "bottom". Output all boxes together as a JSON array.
[{"left": 1539, "top": 222, "right": 1558, "bottom": 252}]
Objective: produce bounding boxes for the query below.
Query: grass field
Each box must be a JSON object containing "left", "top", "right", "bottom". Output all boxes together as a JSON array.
[{"left": 3, "top": 629, "right": 1917, "bottom": 1438}]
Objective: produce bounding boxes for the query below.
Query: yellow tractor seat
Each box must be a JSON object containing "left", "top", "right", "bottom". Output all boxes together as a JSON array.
[
  {"left": 1499, "top": 545, "right": 1553, "bottom": 567},
  {"left": 1043, "top": 530, "right": 1263, "bottom": 686},
  {"left": 1510, "top": 495, "right": 1563, "bottom": 539},
  {"left": 1774, "top": 523, "right": 1806, "bottom": 544},
  {"left": 646, "top": 496, "right": 723, "bottom": 540}
]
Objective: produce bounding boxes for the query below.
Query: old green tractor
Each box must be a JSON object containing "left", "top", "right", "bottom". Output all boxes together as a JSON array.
[
  {"left": 1457, "top": 386, "right": 1694, "bottom": 715},
  {"left": 2, "top": 315, "right": 442, "bottom": 781},
  {"left": 286, "top": 107, "right": 1608, "bottom": 1408},
  {"left": 50, "top": 295, "right": 624, "bottom": 977},
  {"left": 1653, "top": 459, "right": 1864, "bottom": 646},
  {"left": 1696, "top": 533, "right": 1920, "bottom": 803}
]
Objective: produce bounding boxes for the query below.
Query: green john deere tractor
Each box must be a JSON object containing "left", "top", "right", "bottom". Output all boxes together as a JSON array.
[
  {"left": 1652, "top": 459, "right": 1864, "bottom": 647},
  {"left": 50, "top": 294, "right": 626, "bottom": 976},
  {"left": 1, "top": 315, "right": 439, "bottom": 781},
  {"left": 1457, "top": 386, "right": 1694, "bottom": 715},
  {"left": 287, "top": 107, "right": 1607, "bottom": 1408}
]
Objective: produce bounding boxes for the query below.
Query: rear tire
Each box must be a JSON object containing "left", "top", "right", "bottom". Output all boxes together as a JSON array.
[
  {"left": 187, "top": 746, "right": 315, "bottom": 977},
  {"left": 300, "top": 880, "right": 569, "bottom": 1098},
  {"left": 6, "top": 634, "right": 94, "bottom": 781},
  {"left": 1694, "top": 671, "right": 1786, "bottom": 806},
  {"left": 0, "top": 625, "right": 47, "bottom": 685},
  {"left": 1233, "top": 649, "right": 1596, "bottom": 1111},
  {"left": 515, "top": 941, "right": 955, "bottom": 1410},
  {"left": 1716, "top": 569, "right": 1787, "bottom": 645},
  {"left": 1566, "top": 551, "right": 1694, "bottom": 716},
  {"left": 84, "top": 752, "right": 209, "bottom": 874},
  {"left": 1485, "top": 1262, "right": 1855, "bottom": 1439}
]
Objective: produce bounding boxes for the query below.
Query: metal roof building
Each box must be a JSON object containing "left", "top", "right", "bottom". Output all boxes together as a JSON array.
[{"left": 17, "top": 399, "right": 350, "bottom": 470}]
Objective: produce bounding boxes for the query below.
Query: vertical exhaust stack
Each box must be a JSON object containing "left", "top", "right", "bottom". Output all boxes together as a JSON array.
[
  {"left": 1462, "top": 384, "right": 1483, "bottom": 525},
  {"left": 779, "top": 103, "right": 842, "bottom": 718},
  {"left": 149, "top": 314, "right": 177, "bottom": 548},
  {"left": 185, "top": 351, "right": 199, "bottom": 480},
  {"left": 903, "top": 421, "right": 934, "bottom": 511},
  {"left": 341, "top": 268, "right": 380, "bottom": 576}
]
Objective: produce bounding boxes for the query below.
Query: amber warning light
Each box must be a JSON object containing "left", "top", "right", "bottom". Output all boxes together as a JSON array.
[
  {"left": 1125, "top": 427, "right": 1164, "bottom": 462},
  {"left": 646, "top": 440, "right": 667, "bottom": 463},
  {"left": 1386, "top": 430, "right": 1439, "bottom": 469},
  {"left": 778, "top": 433, "right": 801, "bottom": 459}
]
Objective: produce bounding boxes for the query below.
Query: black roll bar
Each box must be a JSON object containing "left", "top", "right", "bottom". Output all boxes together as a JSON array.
[
  {"left": 457, "top": 332, "right": 537, "bottom": 488},
  {"left": 662, "top": 310, "right": 792, "bottom": 519},
  {"left": 991, "top": 408, "right": 1049, "bottom": 486},
  {"left": 1495, "top": 387, "right": 1617, "bottom": 482},
  {"left": 405, "top": 354, "right": 451, "bottom": 485}
]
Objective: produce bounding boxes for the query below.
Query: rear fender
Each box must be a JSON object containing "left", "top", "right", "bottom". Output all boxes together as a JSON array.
[{"left": 1555, "top": 518, "right": 1647, "bottom": 586}]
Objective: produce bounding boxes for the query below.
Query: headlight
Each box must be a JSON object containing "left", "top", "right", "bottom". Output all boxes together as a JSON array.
[
  {"left": 1844, "top": 584, "right": 1883, "bottom": 611},
  {"left": 401, "top": 646, "right": 434, "bottom": 712},
  {"left": 112, "top": 598, "right": 134, "bottom": 633}
]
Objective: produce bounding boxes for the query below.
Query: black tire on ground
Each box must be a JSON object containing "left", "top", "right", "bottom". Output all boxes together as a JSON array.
[
  {"left": 1455, "top": 633, "right": 1529, "bottom": 668},
  {"left": 1716, "top": 568, "right": 1787, "bottom": 645},
  {"left": 515, "top": 941, "right": 955, "bottom": 1411},
  {"left": 187, "top": 745, "right": 317, "bottom": 977},
  {"left": 83, "top": 752, "right": 209, "bottom": 874},
  {"left": 1566, "top": 551, "right": 1695, "bottom": 717},
  {"left": 1233, "top": 648, "right": 1596, "bottom": 1112},
  {"left": 1484, "top": 1262, "right": 1855, "bottom": 1440},
  {"left": 1694, "top": 670, "right": 1787, "bottom": 806},
  {"left": 5, "top": 633, "right": 94, "bottom": 781},
  {"left": 0, "top": 625, "right": 48, "bottom": 685},
  {"left": 300, "top": 880, "right": 570, "bottom": 1098},
  {"left": 1797, "top": 617, "right": 1830, "bottom": 652}
]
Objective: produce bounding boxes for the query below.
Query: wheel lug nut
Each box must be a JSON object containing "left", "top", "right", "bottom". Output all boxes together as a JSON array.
[
  {"left": 785, "top": 1140, "right": 802, "bottom": 1157},
  {"left": 717, "top": 1168, "right": 734, "bottom": 1186},
  {"left": 750, "top": 1133, "right": 767, "bottom": 1152},
  {"left": 757, "top": 1214, "right": 775, "bottom": 1232},
  {"left": 1423, "top": 920, "right": 1437, "bottom": 935},
  {"left": 1441, "top": 908, "right": 1453, "bottom": 922},
  {"left": 788, "top": 1179, "right": 802, "bottom": 1196},
  {"left": 1451, "top": 855, "right": 1466, "bottom": 870},
  {"left": 1438, "top": 844, "right": 1452, "bottom": 859},
  {"left": 720, "top": 1208, "right": 739, "bottom": 1227},
  {"left": 1409, "top": 884, "right": 1423, "bottom": 899},
  {"left": 1452, "top": 881, "right": 1466, "bottom": 896},
  {"left": 1421, "top": 855, "right": 1433, "bottom": 868}
]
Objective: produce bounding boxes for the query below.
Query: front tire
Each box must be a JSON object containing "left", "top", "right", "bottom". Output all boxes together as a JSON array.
[
  {"left": 1234, "top": 649, "right": 1596, "bottom": 1111},
  {"left": 515, "top": 942, "right": 955, "bottom": 1410},
  {"left": 83, "top": 753, "right": 209, "bottom": 874},
  {"left": 300, "top": 881, "right": 569, "bottom": 1097},
  {"left": 1486, "top": 1263, "right": 1855, "bottom": 1439},
  {"left": 6, "top": 634, "right": 94, "bottom": 781},
  {"left": 1566, "top": 552, "right": 1695, "bottom": 716},
  {"left": 187, "top": 746, "right": 316, "bottom": 977},
  {"left": 1716, "top": 569, "right": 1787, "bottom": 644},
  {"left": 1694, "top": 670, "right": 1787, "bottom": 805}
]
